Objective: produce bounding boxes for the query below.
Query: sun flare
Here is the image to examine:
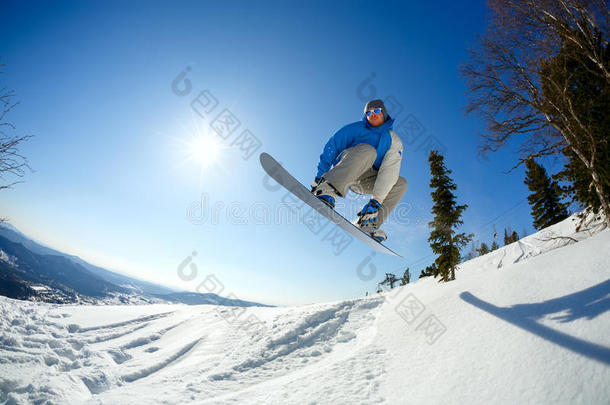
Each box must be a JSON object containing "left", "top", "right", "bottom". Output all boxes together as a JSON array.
[{"left": 188, "top": 135, "right": 222, "bottom": 168}]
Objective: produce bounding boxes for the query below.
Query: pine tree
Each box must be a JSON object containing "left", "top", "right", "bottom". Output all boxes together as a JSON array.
[
  {"left": 400, "top": 268, "right": 411, "bottom": 286},
  {"left": 524, "top": 158, "right": 569, "bottom": 230},
  {"left": 419, "top": 264, "right": 436, "bottom": 278},
  {"left": 477, "top": 242, "right": 490, "bottom": 256},
  {"left": 427, "top": 151, "right": 473, "bottom": 282},
  {"left": 491, "top": 240, "right": 499, "bottom": 251},
  {"left": 503, "top": 227, "right": 520, "bottom": 245}
]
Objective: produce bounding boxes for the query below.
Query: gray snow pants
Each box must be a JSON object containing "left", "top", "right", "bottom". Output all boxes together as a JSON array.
[{"left": 323, "top": 143, "right": 407, "bottom": 227}]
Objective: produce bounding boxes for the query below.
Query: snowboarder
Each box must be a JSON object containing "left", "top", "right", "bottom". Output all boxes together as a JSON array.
[{"left": 311, "top": 99, "right": 407, "bottom": 242}]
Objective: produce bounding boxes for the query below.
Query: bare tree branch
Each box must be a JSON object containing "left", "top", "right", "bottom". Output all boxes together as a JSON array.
[
  {"left": 460, "top": 0, "right": 610, "bottom": 226},
  {"left": 0, "top": 59, "right": 33, "bottom": 210}
]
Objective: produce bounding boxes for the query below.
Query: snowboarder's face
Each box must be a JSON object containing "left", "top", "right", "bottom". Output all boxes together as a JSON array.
[{"left": 366, "top": 108, "right": 385, "bottom": 127}]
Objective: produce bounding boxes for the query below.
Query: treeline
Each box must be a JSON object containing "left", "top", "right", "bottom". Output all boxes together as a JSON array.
[{"left": 463, "top": 227, "right": 521, "bottom": 262}]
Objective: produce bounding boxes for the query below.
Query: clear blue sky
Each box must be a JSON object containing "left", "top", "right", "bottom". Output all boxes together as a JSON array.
[{"left": 0, "top": 1, "right": 556, "bottom": 306}]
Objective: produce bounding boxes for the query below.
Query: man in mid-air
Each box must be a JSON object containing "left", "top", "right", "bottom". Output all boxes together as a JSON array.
[{"left": 312, "top": 99, "right": 407, "bottom": 242}]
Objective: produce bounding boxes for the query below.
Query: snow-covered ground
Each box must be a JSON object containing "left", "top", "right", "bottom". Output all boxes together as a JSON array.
[{"left": 1, "top": 215, "right": 609, "bottom": 404}]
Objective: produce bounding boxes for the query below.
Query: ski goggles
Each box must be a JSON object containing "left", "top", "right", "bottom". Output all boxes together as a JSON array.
[{"left": 365, "top": 108, "right": 383, "bottom": 116}]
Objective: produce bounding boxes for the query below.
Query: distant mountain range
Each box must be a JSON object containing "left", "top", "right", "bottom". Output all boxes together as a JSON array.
[{"left": 0, "top": 223, "right": 270, "bottom": 307}]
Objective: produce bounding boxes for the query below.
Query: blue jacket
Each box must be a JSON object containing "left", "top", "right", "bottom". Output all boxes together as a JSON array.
[{"left": 316, "top": 116, "right": 395, "bottom": 179}]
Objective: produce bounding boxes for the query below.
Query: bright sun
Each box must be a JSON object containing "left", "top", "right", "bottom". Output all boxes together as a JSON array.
[{"left": 188, "top": 135, "right": 222, "bottom": 168}]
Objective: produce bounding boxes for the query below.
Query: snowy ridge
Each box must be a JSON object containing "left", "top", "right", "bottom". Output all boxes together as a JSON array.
[
  {"left": 466, "top": 212, "right": 606, "bottom": 271},
  {"left": 0, "top": 213, "right": 609, "bottom": 404}
]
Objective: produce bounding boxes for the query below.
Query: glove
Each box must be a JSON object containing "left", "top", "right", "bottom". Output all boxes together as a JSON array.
[
  {"left": 311, "top": 177, "right": 322, "bottom": 192},
  {"left": 357, "top": 199, "right": 382, "bottom": 228}
]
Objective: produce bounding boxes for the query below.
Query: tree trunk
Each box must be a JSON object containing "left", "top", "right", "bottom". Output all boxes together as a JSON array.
[
  {"left": 541, "top": 109, "right": 610, "bottom": 227},
  {"left": 570, "top": 144, "right": 610, "bottom": 227}
]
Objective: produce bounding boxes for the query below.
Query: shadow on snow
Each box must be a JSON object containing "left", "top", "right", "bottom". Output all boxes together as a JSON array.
[{"left": 460, "top": 279, "right": 610, "bottom": 365}]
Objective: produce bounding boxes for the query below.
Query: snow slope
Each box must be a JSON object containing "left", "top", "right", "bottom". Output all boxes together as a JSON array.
[{"left": 1, "top": 215, "right": 609, "bottom": 404}]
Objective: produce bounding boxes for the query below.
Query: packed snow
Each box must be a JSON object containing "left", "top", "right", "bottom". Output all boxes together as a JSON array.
[{"left": 1, "top": 214, "right": 609, "bottom": 404}]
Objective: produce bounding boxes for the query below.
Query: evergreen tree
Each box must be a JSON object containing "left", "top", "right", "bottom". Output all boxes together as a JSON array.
[
  {"left": 477, "top": 242, "right": 490, "bottom": 256},
  {"left": 503, "top": 227, "right": 519, "bottom": 245},
  {"left": 524, "top": 158, "right": 569, "bottom": 230},
  {"left": 491, "top": 240, "right": 499, "bottom": 251},
  {"left": 419, "top": 264, "right": 436, "bottom": 278},
  {"left": 400, "top": 268, "right": 411, "bottom": 286},
  {"left": 427, "top": 151, "right": 473, "bottom": 282}
]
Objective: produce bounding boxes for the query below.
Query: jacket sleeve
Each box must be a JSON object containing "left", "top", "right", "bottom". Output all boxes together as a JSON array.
[
  {"left": 372, "top": 130, "right": 403, "bottom": 203},
  {"left": 316, "top": 124, "right": 354, "bottom": 179}
]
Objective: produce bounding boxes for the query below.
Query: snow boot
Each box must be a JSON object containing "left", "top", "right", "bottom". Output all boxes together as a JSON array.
[
  {"left": 313, "top": 180, "right": 339, "bottom": 208},
  {"left": 358, "top": 223, "right": 387, "bottom": 242},
  {"left": 370, "top": 228, "right": 387, "bottom": 243}
]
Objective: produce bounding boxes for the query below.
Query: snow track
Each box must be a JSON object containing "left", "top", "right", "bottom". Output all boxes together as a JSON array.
[
  {"left": 0, "top": 297, "right": 387, "bottom": 404},
  {"left": 121, "top": 337, "right": 203, "bottom": 383}
]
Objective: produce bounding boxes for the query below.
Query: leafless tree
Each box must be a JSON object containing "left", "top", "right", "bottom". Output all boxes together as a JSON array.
[
  {"left": 0, "top": 60, "right": 32, "bottom": 193},
  {"left": 460, "top": 0, "right": 610, "bottom": 227}
]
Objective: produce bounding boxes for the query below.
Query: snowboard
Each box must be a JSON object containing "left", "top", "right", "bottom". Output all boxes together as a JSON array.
[{"left": 259, "top": 152, "right": 402, "bottom": 257}]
